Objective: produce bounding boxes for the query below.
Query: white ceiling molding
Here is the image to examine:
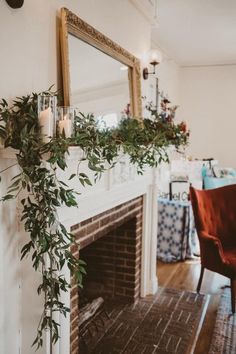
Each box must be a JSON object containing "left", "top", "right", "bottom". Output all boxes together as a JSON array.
[{"left": 129, "top": 0, "right": 159, "bottom": 27}]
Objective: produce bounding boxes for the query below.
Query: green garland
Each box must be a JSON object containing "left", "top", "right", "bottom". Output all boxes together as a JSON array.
[{"left": 0, "top": 90, "right": 189, "bottom": 350}]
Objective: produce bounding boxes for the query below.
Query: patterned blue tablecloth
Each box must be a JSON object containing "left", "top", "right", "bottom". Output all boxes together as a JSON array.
[{"left": 157, "top": 198, "right": 199, "bottom": 262}]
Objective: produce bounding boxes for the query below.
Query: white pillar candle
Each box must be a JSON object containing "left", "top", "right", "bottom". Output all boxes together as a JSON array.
[
  {"left": 59, "top": 116, "right": 72, "bottom": 138},
  {"left": 39, "top": 107, "right": 53, "bottom": 143}
]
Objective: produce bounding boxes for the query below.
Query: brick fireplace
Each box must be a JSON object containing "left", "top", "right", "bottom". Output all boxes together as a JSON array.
[
  {"left": 51, "top": 148, "right": 158, "bottom": 354},
  {"left": 70, "top": 197, "right": 143, "bottom": 354},
  {"left": 0, "top": 146, "right": 158, "bottom": 354}
]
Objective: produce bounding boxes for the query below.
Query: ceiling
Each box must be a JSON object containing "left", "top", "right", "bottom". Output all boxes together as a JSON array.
[{"left": 152, "top": 0, "right": 236, "bottom": 66}]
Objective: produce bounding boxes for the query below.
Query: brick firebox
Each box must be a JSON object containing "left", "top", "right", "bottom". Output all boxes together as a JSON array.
[{"left": 70, "top": 196, "right": 143, "bottom": 354}]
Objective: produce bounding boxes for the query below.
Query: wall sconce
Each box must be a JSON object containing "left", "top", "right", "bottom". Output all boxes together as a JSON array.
[
  {"left": 5, "top": 0, "right": 24, "bottom": 8},
  {"left": 143, "top": 50, "right": 162, "bottom": 80}
]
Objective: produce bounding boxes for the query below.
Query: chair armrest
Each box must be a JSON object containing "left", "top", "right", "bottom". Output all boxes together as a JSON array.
[
  {"left": 199, "top": 231, "right": 229, "bottom": 266},
  {"left": 200, "top": 231, "right": 220, "bottom": 244}
]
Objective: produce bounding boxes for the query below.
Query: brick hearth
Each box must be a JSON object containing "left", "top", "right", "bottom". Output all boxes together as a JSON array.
[{"left": 70, "top": 196, "right": 143, "bottom": 354}]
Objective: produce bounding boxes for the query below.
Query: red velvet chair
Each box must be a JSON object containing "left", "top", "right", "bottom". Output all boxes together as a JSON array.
[{"left": 190, "top": 185, "right": 236, "bottom": 313}]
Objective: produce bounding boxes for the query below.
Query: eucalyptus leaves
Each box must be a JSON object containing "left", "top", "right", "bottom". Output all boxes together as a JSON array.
[{"left": 0, "top": 90, "right": 189, "bottom": 350}]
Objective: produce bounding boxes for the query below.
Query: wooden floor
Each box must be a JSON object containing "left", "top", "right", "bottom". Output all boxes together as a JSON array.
[{"left": 157, "top": 259, "right": 229, "bottom": 354}]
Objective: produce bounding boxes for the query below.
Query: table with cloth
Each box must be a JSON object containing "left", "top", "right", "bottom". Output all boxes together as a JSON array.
[{"left": 157, "top": 198, "right": 199, "bottom": 262}]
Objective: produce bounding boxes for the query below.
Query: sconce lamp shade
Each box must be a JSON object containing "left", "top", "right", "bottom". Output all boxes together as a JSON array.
[
  {"left": 5, "top": 0, "right": 24, "bottom": 8},
  {"left": 149, "top": 49, "right": 162, "bottom": 65},
  {"left": 143, "top": 49, "right": 162, "bottom": 80}
]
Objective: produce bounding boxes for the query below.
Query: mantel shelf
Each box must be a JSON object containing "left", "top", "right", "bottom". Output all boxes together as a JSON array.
[
  {"left": 0, "top": 147, "right": 18, "bottom": 160},
  {"left": 0, "top": 146, "right": 84, "bottom": 161},
  {"left": 66, "top": 146, "right": 84, "bottom": 161}
]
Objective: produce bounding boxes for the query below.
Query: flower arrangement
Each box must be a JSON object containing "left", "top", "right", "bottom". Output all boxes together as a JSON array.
[{"left": 144, "top": 96, "right": 189, "bottom": 135}]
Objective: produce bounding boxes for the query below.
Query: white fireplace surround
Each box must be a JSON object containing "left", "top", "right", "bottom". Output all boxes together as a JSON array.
[{"left": 0, "top": 146, "right": 158, "bottom": 354}]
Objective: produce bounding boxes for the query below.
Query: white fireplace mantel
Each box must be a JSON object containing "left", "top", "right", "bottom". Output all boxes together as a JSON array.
[
  {"left": 0, "top": 146, "right": 158, "bottom": 354},
  {"left": 57, "top": 147, "right": 158, "bottom": 354}
]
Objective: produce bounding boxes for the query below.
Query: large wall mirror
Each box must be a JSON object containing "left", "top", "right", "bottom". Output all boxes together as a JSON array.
[{"left": 60, "top": 8, "right": 142, "bottom": 127}]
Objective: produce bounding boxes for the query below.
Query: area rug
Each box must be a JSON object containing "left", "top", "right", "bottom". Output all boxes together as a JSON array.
[
  {"left": 209, "top": 288, "right": 236, "bottom": 354},
  {"left": 82, "top": 288, "right": 208, "bottom": 353}
]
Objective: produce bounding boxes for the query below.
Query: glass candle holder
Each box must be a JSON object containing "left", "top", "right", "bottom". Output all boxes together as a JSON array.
[
  {"left": 38, "top": 95, "right": 57, "bottom": 142},
  {"left": 57, "top": 107, "right": 75, "bottom": 138},
  {"left": 0, "top": 136, "right": 4, "bottom": 149}
]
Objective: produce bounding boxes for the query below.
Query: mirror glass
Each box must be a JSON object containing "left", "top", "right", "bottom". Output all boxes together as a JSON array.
[
  {"left": 60, "top": 8, "right": 142, "bottom": 124},
  {"left": 68, "top": 34, "right": 130, "bottom": 128}
]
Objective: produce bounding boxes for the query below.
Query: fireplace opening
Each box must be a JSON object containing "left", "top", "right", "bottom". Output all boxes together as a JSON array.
[
  {"left": 81, "top": 218, "right": 140, "bottom": 301},
  {"left": 79, "top": 217, "right": 141, "bottom": 351},
  {"left": 70, "top": 197, "right": 143, "bottom": 354}
]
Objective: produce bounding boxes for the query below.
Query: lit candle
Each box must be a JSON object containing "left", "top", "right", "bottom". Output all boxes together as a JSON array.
[
  {"left": 59, "top": 115, "right": 72, "bottom": 138},
  {"left": 39, "top": 107, "right": 53, "bottom": 143}
]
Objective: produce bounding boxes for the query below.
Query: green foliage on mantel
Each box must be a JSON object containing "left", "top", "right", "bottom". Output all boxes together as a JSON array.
[{"left": 0, "top": 89, "right": 189, "bottom": 350}]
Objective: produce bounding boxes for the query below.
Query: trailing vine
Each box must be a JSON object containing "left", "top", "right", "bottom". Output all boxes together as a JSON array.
[{"left": 0, "top": 89, "right": 189, "bottom": 350}]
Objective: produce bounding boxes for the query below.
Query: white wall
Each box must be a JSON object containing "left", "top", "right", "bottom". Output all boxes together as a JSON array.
[
  {"left": 179, "top": 65, "right": 236, "bottom": 168},
  {"left": 0, "top": 161, "right": 21, "bottom": 354},
  {"left": 0, "top": 0, "right": 150, "bottom": 99},
  {"left": 0, "top": 1, "right": 151, "bottom": 354},
  {"left": 0, "top": 1, "right": 183, "bottom": 353},
  {"left": 157, "top": 58, "right": 181, "bottom": 110}
]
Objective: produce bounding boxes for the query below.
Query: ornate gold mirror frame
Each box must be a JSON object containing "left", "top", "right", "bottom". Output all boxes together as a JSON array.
[{"left": 60, "top": 7, "right": 142, "bottom": 118}]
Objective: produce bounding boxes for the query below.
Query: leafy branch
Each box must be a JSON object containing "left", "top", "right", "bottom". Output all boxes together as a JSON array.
[
  {"left": 0, "top": 92, "right": 86, "bottom": 349},
  {"left": 0, "top": 89, "right": 189, "bottom": 350}
]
